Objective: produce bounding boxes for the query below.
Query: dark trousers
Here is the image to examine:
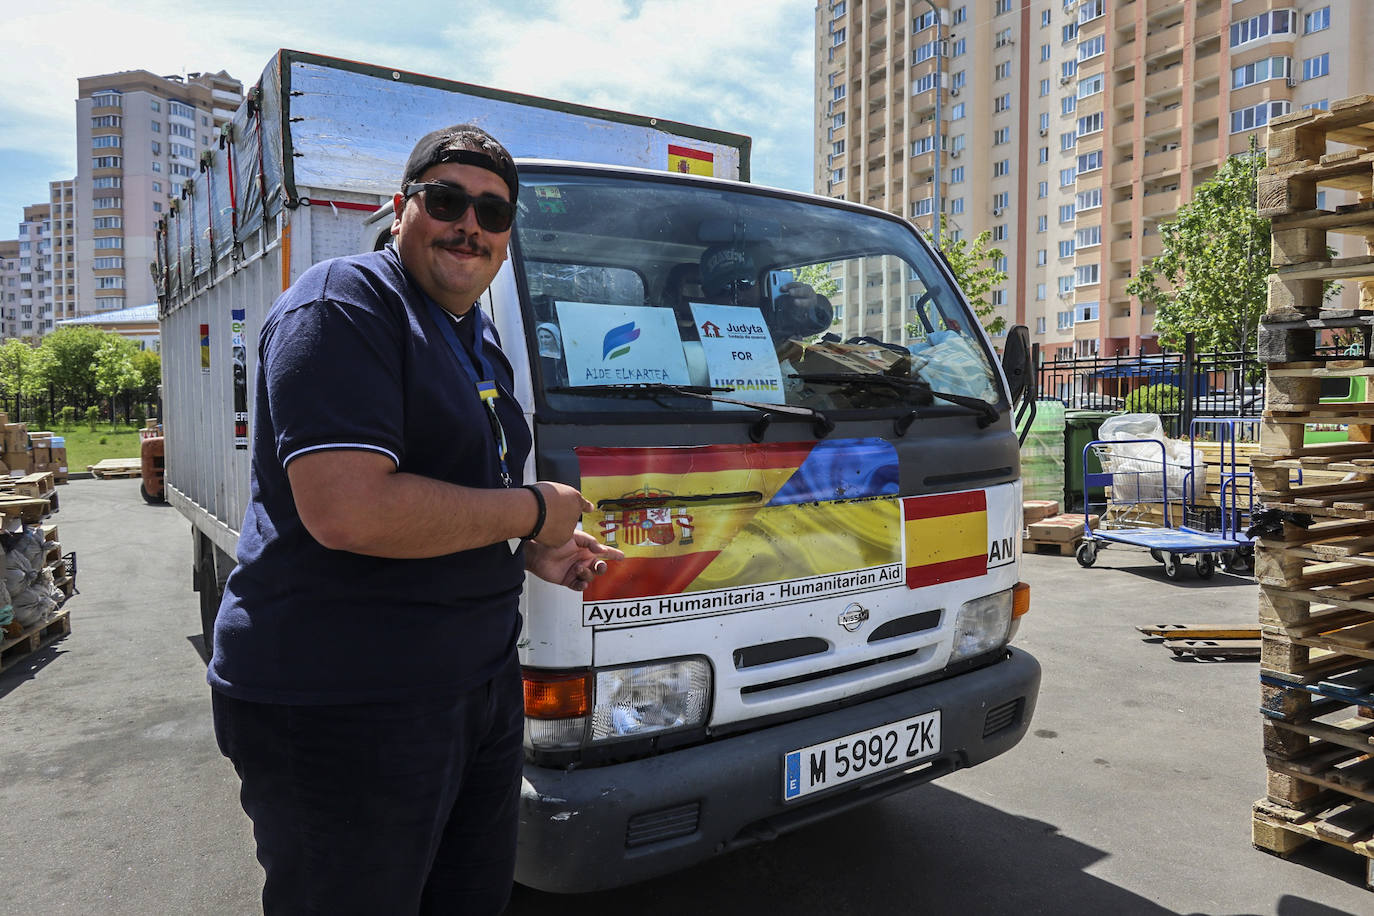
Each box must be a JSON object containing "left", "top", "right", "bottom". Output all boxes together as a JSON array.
[{"left": 212, "top": 656, "right": 524, "bottom": 915}]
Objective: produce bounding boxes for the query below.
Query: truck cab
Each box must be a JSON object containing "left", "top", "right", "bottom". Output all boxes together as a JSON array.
[{"left": 466, "top": 161, "right": 1040, "bottom": 891}]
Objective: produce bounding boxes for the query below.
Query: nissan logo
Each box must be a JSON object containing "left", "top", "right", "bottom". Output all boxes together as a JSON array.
[{"left": 838, "top": 603, "right": 870, "bottom": 632}]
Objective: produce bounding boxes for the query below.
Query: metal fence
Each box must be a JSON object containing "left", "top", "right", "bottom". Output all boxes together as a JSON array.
[
  {"left": 1034, "top": 334, "right": 1262, "bottom": 437},
  {"left": 0, "top": 386, "right": 160, "bottom": 430}
]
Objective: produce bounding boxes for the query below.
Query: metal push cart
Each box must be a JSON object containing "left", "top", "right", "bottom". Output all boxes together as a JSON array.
[{"left": 1074, "top": 423, "right": 1256, "bottom": 579}]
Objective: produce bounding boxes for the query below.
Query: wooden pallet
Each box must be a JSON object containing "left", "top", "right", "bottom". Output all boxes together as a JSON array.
[
  {"left": 0, "top": 495, "right": 50, "bottom": 524},
  {"left": 87, "top": 458, "right": 141, "bottom": 479},
  {"left": 1254, "top": 797, "right": 1374, "bottom": 889},
  {"left": 0, "top": 608, "right": 71, "bottom": 675},
  {"left": 1023, "top": 537, "right": 1080, "bottom": 557}
]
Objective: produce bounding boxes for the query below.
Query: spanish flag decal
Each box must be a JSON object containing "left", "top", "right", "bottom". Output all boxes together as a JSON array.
[
  {"left": 668, "top": 144, "right": 714, "bottom": 176},
  {"left": 903, "top": 491, "right": 988, "bottom": 588}
]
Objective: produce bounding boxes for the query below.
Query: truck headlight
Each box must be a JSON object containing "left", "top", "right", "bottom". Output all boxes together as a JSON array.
[
  {"left": 523, "top": 657, "right": 712, "bottom": 750},
  {"left": 950, "top": 588, "right": 1014, "bottom": 662}
]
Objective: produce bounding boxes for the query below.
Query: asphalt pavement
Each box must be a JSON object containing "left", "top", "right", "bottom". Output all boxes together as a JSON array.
[{"left": 3, "top": 478, "right": 1372, "bottom": 915}]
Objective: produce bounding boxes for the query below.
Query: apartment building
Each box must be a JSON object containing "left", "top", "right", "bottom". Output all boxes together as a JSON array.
[
  {"left": 49, "top": 179, "right": 77, "bottom": 324},
  {"left": 75, "top": 69, "right": 242, "bottom": 318},
  {"left": 0, "top": 240, "right": 20, "bottom": 340},
  {"left": 815, "top": 0, "right": 1372, "bottom": 361},
  {"left": 8, "top": 204, "right": 55, "bottom": 343}
]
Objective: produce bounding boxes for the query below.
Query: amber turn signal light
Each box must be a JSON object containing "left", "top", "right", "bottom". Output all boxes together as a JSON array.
[
  {"left": 1012, "top": 581, "right": 1030, "bottom": 618},
  {"left": 522, "top": 670, "right": 592, "bottom": 719}
]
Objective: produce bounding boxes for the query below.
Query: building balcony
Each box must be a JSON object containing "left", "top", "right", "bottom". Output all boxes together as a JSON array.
[
  {"left": 1108, "top": 316, "right": 1135, "bottom": 339},
  {"left": 1109, "top": 278, "right": 1133, "bottom": 301},
  {"left": 1192, "top": 138, "right": 1219, "bottom": 163},
  {"left": 1114, "top": 82, "right": 1138, "bottom": 113},
  {"left": 1143, "top": 107, "right": 1182, "bottom": 139},
  {"left": 1142, "top": 148, "right": 1182, "bottom": 179},
  {"left": 1111, "top": 239, "right": 1134, "bottom": 263},
  {"left": 1143, "top": 192, "right": 1179, "bottom": 220},
  {"left": 1145, "top": 27, "right": 1184, "bottom": 59},
  {"left": 1143, "top": 67, "right": 1183, "bottom": 101},
  {"left": 1073, "top": 319, "right": 1101, "bottom": 341},
  {"left": 1111, "top": 199, "right": 1135, "bottom": 225}
]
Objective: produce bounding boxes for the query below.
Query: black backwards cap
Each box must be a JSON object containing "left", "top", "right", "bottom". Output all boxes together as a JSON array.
[{"left": 402, "top": 124, "right": 519, "bottom": 203}]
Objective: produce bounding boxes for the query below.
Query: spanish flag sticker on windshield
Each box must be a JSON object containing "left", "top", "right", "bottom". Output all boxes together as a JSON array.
[{"left": 668, "top": 144, "right": 714, "bottom": 176}]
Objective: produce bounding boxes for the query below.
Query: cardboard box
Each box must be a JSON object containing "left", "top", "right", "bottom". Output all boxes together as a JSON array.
[
  {"left": 1027, "top": 515, "right": 1086, "bottom": 542},
  {"left": 3, "top": 423, "right": 27, "bottom": 455},
  {"left": 31, "top": 446, "right": 50, "bottom": 465},
  {"left": 797, "top": 340, "right": 911, "bottom": 378},
  {"left": 1022, "top": 500, "right": 1060, "bottom": 525}
]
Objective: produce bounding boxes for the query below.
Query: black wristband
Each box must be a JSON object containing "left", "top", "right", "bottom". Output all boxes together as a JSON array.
[{"left": 522, "top": 484, "right": 547, "bottom": 541}]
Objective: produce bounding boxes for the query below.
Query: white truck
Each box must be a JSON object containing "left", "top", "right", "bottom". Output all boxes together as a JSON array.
[{"left": 161, "top": 50, "right": 1040, "bottom": 893}]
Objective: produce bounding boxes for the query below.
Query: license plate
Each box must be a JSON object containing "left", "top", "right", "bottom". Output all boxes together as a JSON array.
[{"left": 783, "top": 710, "right": 941, "bottom": 801}]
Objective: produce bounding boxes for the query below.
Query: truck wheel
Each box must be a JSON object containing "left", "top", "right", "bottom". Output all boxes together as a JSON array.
[
  {"left": 140, "top": 483, "right": 164, "bottom": 505},
  {"left": 1076, "top": 541, "right": 1097, "bottom": 568},
  {"left": 197, "top": 536, "right": 222, "bottom": 660}
]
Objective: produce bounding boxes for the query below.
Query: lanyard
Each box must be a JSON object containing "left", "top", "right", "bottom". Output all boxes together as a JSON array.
[{"left": 423, "top": 295, "right": 513, "bottom": 488}]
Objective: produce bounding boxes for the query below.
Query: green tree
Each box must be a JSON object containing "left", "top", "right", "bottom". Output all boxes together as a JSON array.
[
  {"left": 93, "top": 336, "right": 141, "bottom": 426},
  {"left": 40, "top": 326, "right": 108, "bottom": 409},
  {"left": 1124, "top": 149, "right": 1332, "bottom": 352},
  {"left": 0, "top": 339, "right": 47, "bottom": 419},
  {"left": 915, "top": 218, "right": 1008, "bottom": 337},
  {"left": 132, "top": 348, "right": 161, "bottom": 401}
]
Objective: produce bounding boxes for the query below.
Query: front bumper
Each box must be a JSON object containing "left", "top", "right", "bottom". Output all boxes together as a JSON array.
[{"left": 516, "top": 647, "right": 1040, "bottom": 893}]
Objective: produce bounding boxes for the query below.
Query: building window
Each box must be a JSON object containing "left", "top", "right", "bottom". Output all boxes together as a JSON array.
[
  {"left": 92, "top": 156, "right": 122, "bottom": 169},
  {"left": 914, "top": 40, "right": 943, "bottom": 63},
  {"left": 1057, "top": 309, "right": 1074, "bottom": 330},
  {"left": 1038, "top": 215, "right": 1049, "bottom": 232},
  {"left": 153, "top": 202, "right": 163, "bottom": 213},
  {"left": 994, "top": 93, "right": 1012, "bottom": 113},
  {"left": 913, "top": 8, "right": 936, "bottom": 32},
  {"left": 1037, "top": 250, "right": 1048, "bottom": 266},
  {"left": 92, "top": 257, "right": 123, "bottom": 269},
  {"left": 94, "top": 237, "right": 123, "bottom": 250},
  {"left": 93, "top": 176, "right": 121, "bottom": 189},
  {"left": 151, "top": 141, "right": 161, "bottom": 156},
  {"left": 1041, "top": 9, "right": 1051, "bottom": 27},
  {"left": 1040, "top": 112, "right": 1051, "bottom": 131},
  {"left": 993, "top": 192, "right": 1010, "bottom": 210},
  {"left": 168, "top": 100, "right": 195, "bottom": 120},
  {"left": 1061, "top": 131, "right": 1077, "bottom": 151},
  {"left": 951, "top": 102, "right": 966, "bottom": 120},
  {"left": 951, "top": 166, "right": 965, "bottom": 183},
  {"left": 1304, "top": 7, "right": 1330, "bottom": 34},
  {"left": 1041, "top": 43, "right": 1052, "bottom": 62},
  {"left": 993, "top": 159, "right": 1010, "bottom": 177},
  {"left": 1060, "top": 167, "right": 1076, "bottom": 187},
  {"left": 1303, "top": 99, "right": 1330, "bottom": 112},
  {"left": 1303, "top": 54, "right": 1330, "bottom": 81},
  {"left": 952, "top": 37, "right": 967, "bottom": 57},
  {"left": 96, "top": 276, "right": 124, "bottom": 289},
  {"left": 992, "top": 224, "right": 1008, "bottom": 242},
  {"left": 1039, "top": 147, "right": 1049, "bottom": 163},
  {"left": 991, "top": 289, "right": 1006, "bottom": 307},
  {"left": 1076, "top": 151, "right": 1102, "bottom": 174},
  {"left": 832, "top": 27, "right": 846, "bottom": 46},
  {"left": 833, "top": 85, "right": 846, "bottom": 101},
  {"left": 1077, "top": 35, "right": 1104, "bottom": 63},
  {"left": 1231, "top": 11, "right": 1295, "bottom": 48},
  {"left": 1077, "top": 74, "right": 1104, "bottom": 99},
  {"left": 1076, "top": 188, "right": 1102, "bottom": 211},
  {"left": 170, "top": 122, "right": 195, "bottom": 139},
  {"left": 1039, "top": 181, "right": 1049, "bottom": 198},
  {"left": 1059, "top": 240, "right": 1076, "bottom": 258},
  {"left": 1230, "top": 100, "right": 1292, "bottom": 134},
  {"left": 1076, "top": 112, "right": 1103, "bottom": 137},
  {"left": 994, "top": 127, "right": 1011, "bottom": 145},
  {"left": 950, "top": 198, "right": 965, "bottom": 215},
  {"left": 1040, "top": 78, "right": 1051, "bottom": 97},
  {"left": 1076, "top": 225, "right": 1101, "bottom": 248},
  {"left": 91, "top": 135, "right": 121, "bottom": 149},
  {"left": 1078, "top": 0, "right": 1104, "bottom": 26},
  {"left": 150, "top": 100, "right": 161, "bottom": 112},
  {"left": 152, "top": 162, "right": 161, "bottom": 172},
  {"left": 911, "top": 198, "right": 935, "bottom": 217},
  {"left": 832, "top": 139, "right": 845, "bottom": 156},
  {"left": 92, "top": 197, "right": 121, "bottom": 209},
  {"left": 91, "top": 115, "right": 121, "bottom": 128},
  {"left": 953, "top": 6, "right": 966, "bottom": 26},
  {"left": 1062, "top": 22, "right": 1078, "bottom": 43},
  {"left": 92, "top": 216, "right": 122, "bottom": 230},
  {"left": 1233, "top": 56, "right": 1291, "bottom": 89},
  {"left": 995, "top": 0, "right": 1012, "bottom": 14},
  {"left": 151, "top": 120, "right": 161, "bottom": 133},
  {"left": 951, "top": 70, "right": 966, "bottom": 90},
  {"left": 995, "top": 61, "right": 1012, "bottom": 80},
  {"left": 995, "top": 28, "right": 1013, "bottom": 48},
  {"left": 91, "top": 91, "right": 122, "bottom": 108},
  {"left": 1075, "top": 264, "right": 1100, "bottom": 287},
  {"left": 1062, "top": 95, "right": 1078, "bottom": 115}
]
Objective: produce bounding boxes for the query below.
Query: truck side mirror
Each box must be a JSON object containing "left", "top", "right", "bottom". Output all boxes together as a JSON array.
[{"left": 1001, "top": 325, "right": 1032, "bottom": 404}]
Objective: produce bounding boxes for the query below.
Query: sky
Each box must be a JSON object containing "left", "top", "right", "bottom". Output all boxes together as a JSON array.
[{"left": 0, "top": 0, "right": 816, "bottom": 235}]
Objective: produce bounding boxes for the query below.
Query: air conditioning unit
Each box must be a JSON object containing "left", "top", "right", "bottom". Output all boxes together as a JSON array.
[
  {"left": 1060, "top": 76, "right": 1073, "bottom": 85},
  {"left": 993, "top": 207, "right": 1004, "bottom": 217},
  {"left": 1040, "top": 127, "right": 1049, "bottom": 136},
  {"left": 950, "top": 87, "right": 961, "bottom": 97},
  {"left": 1287, "top": 76, "right": 1298, "bottom": 89},
  {"left": 949, "top": 149, "right": 961, "bottom": 158}
]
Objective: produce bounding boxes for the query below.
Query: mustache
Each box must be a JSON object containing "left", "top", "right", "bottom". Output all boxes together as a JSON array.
[{"left": 434, "top": 235, "right": 488, "bottom": 258}]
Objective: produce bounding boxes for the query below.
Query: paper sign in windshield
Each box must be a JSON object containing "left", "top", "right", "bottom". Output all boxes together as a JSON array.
[
  {"left": 556, "top": 302, "right": 690, "bottom": 387},
  {"left": 688, "top": 303, "right": 785, "bottom": 406}
]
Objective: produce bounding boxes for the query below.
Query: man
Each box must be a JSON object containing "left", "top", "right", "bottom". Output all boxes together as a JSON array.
[{"left": 209, "top": 124, "right": 620, "bottom": 915}]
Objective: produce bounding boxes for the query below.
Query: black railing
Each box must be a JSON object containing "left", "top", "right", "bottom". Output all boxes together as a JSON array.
[{"left": 1035, "top": 333, "right": 1263, "bottom": 437}]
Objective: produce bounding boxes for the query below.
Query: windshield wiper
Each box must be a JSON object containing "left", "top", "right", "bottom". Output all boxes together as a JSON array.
[
  {"left": 789, "top": 371, "right": 1001, "bottom": 429},
  {"left": 546, "top": 383, "right": 835, "bottom": 441}
]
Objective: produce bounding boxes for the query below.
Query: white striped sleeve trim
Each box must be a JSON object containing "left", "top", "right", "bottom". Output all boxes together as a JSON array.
[{"left": 282, "top": 442, "right": 400, "bottom": 468}]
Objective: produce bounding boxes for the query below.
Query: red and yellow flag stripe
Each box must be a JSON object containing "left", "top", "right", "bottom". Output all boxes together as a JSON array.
[
  {"left": 668, "top": 144, "right": 714, "bottom": 176},
  {"left": 903, "top": 491, "right": 988, "bottom": 588}
]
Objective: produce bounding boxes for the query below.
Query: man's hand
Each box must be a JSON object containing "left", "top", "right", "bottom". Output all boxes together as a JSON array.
[
  {"left": 530, "top": 481, "right": 593, "bottom": 546},
  {"left": 525, "top": 530, "right": 624, "bottom": 591}
]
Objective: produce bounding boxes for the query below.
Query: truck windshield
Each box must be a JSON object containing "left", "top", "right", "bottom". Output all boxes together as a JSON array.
[{"left": 514, "top": 170, "right": 1000, "bottom": 416}]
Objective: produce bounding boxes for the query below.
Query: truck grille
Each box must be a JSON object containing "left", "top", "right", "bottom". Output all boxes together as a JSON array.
[
  {"left": 625, "top": 802, "right": 701, "bottom": 848},
  {"left": 983, "top": 698, "right": 1023, "bottom": 737}
]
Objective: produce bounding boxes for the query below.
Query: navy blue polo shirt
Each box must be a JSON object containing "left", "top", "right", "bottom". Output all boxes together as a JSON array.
[{"left": 208, "top": 244, "right": 532, "bottom": 704}]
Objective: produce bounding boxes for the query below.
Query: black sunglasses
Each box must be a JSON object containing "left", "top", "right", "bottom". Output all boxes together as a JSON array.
[{"left": 404, "top": 182, "right": 516, "bottom": 233}]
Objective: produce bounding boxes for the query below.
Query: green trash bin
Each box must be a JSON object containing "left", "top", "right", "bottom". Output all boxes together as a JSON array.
[
  {"left": 1064, "top": 410, "right": 1114, "bottom": 512},
  {"left": 1022, "top": 400, "right": 1066, "bottom": 509}
]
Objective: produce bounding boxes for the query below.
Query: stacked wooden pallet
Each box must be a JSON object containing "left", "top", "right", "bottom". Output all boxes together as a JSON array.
[{"left": 1249, "top": 96, "right": 1374, "bottom": 887}]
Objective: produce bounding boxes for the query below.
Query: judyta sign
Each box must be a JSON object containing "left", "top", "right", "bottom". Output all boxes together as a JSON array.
[{"left": 688, "top": 302, "right": 786, "bottom": 405}]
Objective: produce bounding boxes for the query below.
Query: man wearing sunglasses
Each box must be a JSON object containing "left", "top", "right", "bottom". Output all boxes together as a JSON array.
[{"left": 208, "top": 124, "right": 621, "bottom": 915}]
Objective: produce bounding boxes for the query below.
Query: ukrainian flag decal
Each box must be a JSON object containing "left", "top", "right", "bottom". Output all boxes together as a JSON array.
[{"left": 903, "top": 491, "right": 988, "bottom": 588}]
